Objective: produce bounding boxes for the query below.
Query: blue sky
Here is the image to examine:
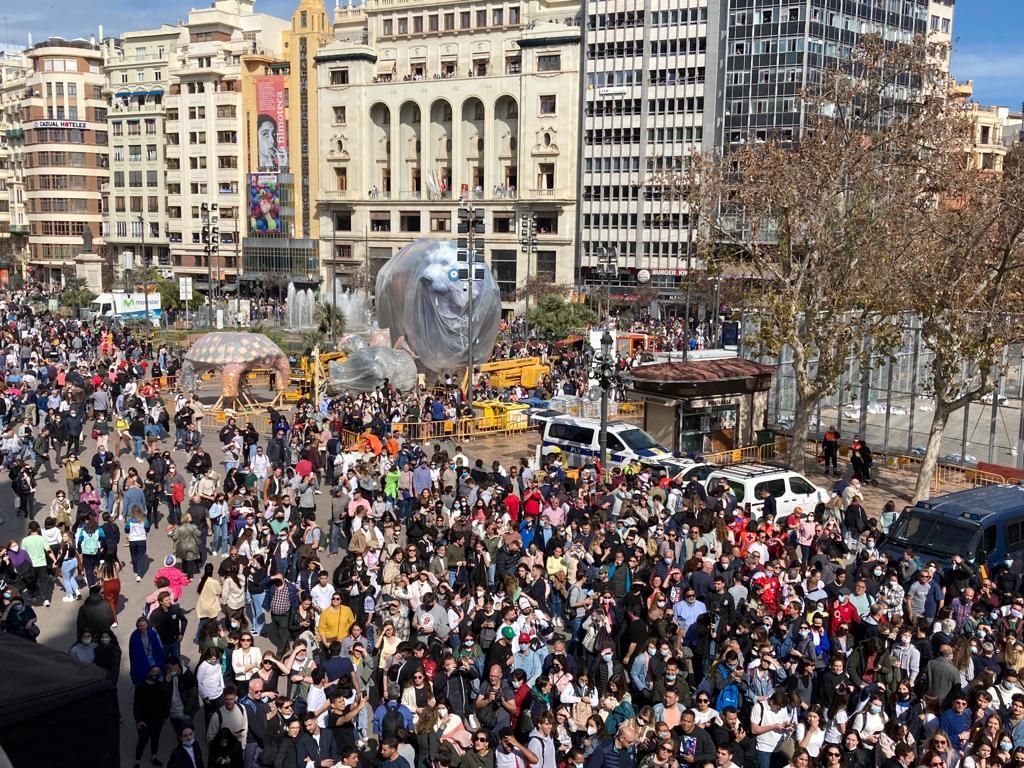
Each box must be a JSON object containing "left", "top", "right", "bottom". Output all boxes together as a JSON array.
[
  {"left": 951, "top": 0, "right": 1024, "bottom": 108},
  {"left": 2, "top": 0, "right": 1021, "bottom": 108}
]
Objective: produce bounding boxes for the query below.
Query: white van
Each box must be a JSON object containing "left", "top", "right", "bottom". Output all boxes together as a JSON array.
[
  {"left": 703, "top": 464, "right": 830, "bottom": 519},
  {"left": 89, "top": 290, "right": 162, "bottom": 327},
  {"left": 535, "top": 416, "right": 672, "bottom": 469}
]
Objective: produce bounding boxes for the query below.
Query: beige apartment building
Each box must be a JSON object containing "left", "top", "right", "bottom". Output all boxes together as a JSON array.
[
  {"left": 950, "top": 80, "right": 1012, "bottom": 173},
  {"left": 104, "top": 25, "right": 185, "bottom": 273},
  {"left": 163, "top": 0, "right": 288, "bottom": 289},
  {"left": 19, "top": 38, "right": 110, "bottom": 285},
  {"left": 0, "top": 50, "right": 31, "bottom": 284},
  {"left": 315, "top": 0, "right": 580, "bottom": 308}
]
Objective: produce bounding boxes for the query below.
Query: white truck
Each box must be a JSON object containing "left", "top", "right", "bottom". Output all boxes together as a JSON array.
[{"left": 89, "top": 291, "right": 162, "bottom": 326}]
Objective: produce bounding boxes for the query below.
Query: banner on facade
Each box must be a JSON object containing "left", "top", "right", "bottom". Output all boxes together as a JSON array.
[
  {"left": 249, "top": 173, "right": 282, "bottom": 234},
  {"left": 254, "top": 75, "right": 288, "bottom": 171}
]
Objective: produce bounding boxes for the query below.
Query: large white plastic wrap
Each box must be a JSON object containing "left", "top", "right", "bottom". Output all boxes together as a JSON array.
[
  {"left": 375, "top": 239, "right": 501, "bottom": 378},
  {"left": 326, "top": 348, "right": 419, "bottom": 393}
]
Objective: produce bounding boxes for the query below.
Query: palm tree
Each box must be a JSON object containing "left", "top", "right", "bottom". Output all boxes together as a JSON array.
[{"left": 314, "top": 302, "right": 347, "bottom": 337}]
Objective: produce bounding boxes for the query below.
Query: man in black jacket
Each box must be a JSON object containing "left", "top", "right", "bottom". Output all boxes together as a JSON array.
[
  {"left": 297, "top": 711, "right": 340, "bottom": 767},
  {"left": 185, "top": 448, "right": 212, "bottom": 477},
  {"left": 150, "top": 590, "right": 188, "bottom": 661}
]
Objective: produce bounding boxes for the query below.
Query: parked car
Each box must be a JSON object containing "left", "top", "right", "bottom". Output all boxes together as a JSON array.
[{"left": 703, "top": 463, "right": 830, "bottom": 519}]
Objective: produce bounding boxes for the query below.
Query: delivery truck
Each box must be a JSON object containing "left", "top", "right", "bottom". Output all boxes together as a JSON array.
[{"left": 89, "top": 290, "right": 162, "bottom": 326}]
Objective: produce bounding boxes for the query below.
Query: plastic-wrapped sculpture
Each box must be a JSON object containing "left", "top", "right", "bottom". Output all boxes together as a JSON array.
[
  {"left": 375, "top": 239, "right": 501, "bottom": 378},
  {"left": 180, "top": 332, "right": 291, "bottom": 405},
  {"left": 326, "top": 347, "right": 418, "bottom": 393}
]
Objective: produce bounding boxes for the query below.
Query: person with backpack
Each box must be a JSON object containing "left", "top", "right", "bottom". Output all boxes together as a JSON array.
[
  {"left": 374, "top": 683, "right": 414, "bottom": 740},
  {"left": 75, "top": 518, "right": 106, "bottom": 588}
]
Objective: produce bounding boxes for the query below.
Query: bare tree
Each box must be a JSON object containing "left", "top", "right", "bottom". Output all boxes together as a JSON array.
[
  {"left": 678, "top": 35, "right": 959, "bottom": 472},
  {"left": 513, "top": 274, "right": 573, "bottom": 302},
  {"left": 905, "top": 145, "right": 1024, "bottom": 499}
]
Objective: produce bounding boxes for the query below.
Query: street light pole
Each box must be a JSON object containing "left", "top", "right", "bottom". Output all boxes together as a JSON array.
[
  {"left": 683, "top": 212, "right": 694, "bottom": 361},
  {"left": 519, "top": 209, "right": 537, "bottom": 340},
  {"left": 138, "top": 215, "right": 150, "bottom": 326},
  {"left": 201, "top": 202, "right": 219, "bottom": 326},
  {"left": 332, "top": 221, "right": 338, "bottom": 347},
  {"left": 458, "top": 199, "right": 484, "bottom": 416},
  {"left": 598, "top": 329, "right": 614, "bottom": 471}
]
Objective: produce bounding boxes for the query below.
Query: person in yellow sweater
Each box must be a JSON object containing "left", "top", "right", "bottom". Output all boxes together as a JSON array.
[{"left": 318, "top": 594, "right": 355, "bottom": 647}]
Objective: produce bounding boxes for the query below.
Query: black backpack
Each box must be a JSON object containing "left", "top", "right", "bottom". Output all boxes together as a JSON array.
[{"left": 381, "top": 703, "right": 405, "bottom": 739}]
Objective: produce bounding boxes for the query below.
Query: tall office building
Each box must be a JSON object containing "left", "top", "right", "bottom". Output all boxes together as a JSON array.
[
  {"left": 20, "top": 38, "right": 111, "bottom": 285},
  {"left": 0, "top": 50, "right": 31, "bottom": 284},
  {"left": 315, "top": 0, "right": 581, "bottom": 306},
  {"left": 104, "top": 25, "right": 184, "bottom": 273},
  {"left": 163, "top": 0, "right": 288, "bottom": 292},
  {"left": 576, "top": 0, "right": 717, "bottom": 313},
  {"left": 576, "top": 0, "right": 955, "bottom": 315},
  {"left": 238, "top": 0, "right": 331, "bottom": 293}
]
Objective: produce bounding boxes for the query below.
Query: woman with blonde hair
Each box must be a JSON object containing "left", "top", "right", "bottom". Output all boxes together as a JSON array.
[
  {"left": 108, "top": 461, "right": 124, "bottom": 519},
  {"left": 1003, "top": 639, "right": 1024, "bottom": 674}
]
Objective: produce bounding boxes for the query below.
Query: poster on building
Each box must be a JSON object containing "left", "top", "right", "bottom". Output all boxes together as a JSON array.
[
  {"left": 249, "top": 173, "right": 282, "bottom": 234},
  {"left": 255, "top": 75, "right": 288, "bottom": 171}
]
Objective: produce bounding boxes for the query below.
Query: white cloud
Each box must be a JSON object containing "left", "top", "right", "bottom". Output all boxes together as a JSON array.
[{"left": 953, "top": 48, "right": 1024, "bottom": 83}]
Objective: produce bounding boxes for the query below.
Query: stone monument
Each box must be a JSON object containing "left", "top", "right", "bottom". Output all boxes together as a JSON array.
[{"left": 74, "top": 226, "right": 103, "bottom": 293}]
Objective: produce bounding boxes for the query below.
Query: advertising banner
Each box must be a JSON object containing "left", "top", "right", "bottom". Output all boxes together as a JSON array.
[
  {"left": 255, "top": 75, "right": 288, "bottom": 170},
  {"left": 249, "top": 173, "right": 282, "bottom": 234}
]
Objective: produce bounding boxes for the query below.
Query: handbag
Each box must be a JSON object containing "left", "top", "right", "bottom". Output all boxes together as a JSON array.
[{"left": 777, "top": 734, "right": 795, "bottom": 760}]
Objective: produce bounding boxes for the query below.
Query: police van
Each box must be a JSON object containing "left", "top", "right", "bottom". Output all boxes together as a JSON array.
[
  {"left": 535, "top": 416, "right": 671, "bottom": 470},
  {"left": 880, "top": 484, "right": 1024, "bottom": 571}
]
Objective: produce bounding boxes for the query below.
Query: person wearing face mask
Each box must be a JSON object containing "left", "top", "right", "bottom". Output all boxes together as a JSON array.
[
  {"left": 167, "top": 724, "right": 202, "bottom": 768},
  {"left": 890, "top": 630, "right": 922, "bottom": 688},
  {"left": 93, "top": 628, "right": 122, "bottom": 685},
  {"left": 850, "top": 694, "right": 888, "bottom": 757},
  {"left": 593, "top": 643, "right": 624, "bottom": 697},
  {"left": 629, "top": 642, "right": 657, "bottom": 703},
  {"left": 989, "top": 672, "right": 1024, "bottom": 717},
  {"left": 69, "top": 628, "right": 97, "bottom": 663},
  {"left": 134, "top": 664, "right": 172, "bottom": 766},
  {"left": 877, "top": 573, "right": 906, "bottom": 621}
]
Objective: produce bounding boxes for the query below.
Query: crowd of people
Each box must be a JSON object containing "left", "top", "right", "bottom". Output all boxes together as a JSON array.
[{"left": 5, "top": 291, "right": 1024, "bottom": 768}]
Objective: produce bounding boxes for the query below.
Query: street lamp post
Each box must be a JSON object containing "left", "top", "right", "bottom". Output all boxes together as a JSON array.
[
  {"left": 137, "top": 215, "right": 150, "bottom": 326},
  {"left": 596, "top": 329, "right": 615, "bottom": 471},
  {"left": 458, "top": 199, "right": 485, "bottom": 416},
  {"left": 595, "top": 246, "right": 618, "bottom": 320},
  {"left": 518, "top": 209, "right": 537, "bottom": 339},
  {"left": 201, "top": 202, "right": 219, "bottom": 326},
  {"left": 332, "top": 221, "right": 338, "bottom": 347}
]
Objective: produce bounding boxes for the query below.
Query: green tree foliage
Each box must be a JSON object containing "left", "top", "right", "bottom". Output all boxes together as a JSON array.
[
  {"left": 528, "top": 295, "right": 597, "bottom": 338},
  {"left": 60, "top": 277, "right": 96, "bottom": 311}
]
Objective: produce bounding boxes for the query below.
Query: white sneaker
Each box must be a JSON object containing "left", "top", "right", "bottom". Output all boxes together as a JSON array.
[
  {"left": 110, "top": 622, "right": 118, "bottom": 629},
  {"left": 62, "top": 595, "right": 76, "bottom": 603},
  {"left": 136, "top": 575, "right": 142, "bottom": 582},
  {"left": 43, "top": 600, "right": 50, "bottom": 607}
]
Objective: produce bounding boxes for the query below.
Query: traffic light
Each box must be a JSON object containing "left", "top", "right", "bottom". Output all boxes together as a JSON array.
[{"left": 457, "top": 207, "right": 485, "bottom": 234}]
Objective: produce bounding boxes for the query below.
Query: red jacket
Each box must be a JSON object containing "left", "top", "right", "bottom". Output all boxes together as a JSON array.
[{"left": 829, "top": 599, "right": 859, "bottom": 635}]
